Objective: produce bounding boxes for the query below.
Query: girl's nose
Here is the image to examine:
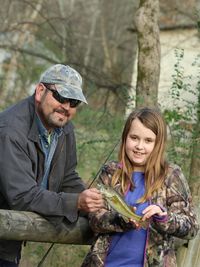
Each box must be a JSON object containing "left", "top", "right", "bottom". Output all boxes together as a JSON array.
[{"left": 136, "top": 140, "right": 143, "bottom": 149}]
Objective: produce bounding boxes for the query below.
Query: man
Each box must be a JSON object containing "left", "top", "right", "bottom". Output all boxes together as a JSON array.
[{"left": 0, "top": 64, "right": 104, "bottom": 266}]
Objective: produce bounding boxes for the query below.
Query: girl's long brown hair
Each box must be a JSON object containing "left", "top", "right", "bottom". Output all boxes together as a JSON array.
[{"left": 111, "top": 107, "right": 168, "bottom": 202}]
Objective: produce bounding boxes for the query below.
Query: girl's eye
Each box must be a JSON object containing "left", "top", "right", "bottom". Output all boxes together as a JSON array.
[
  {"left": 130, "top": 135, "right": 137, "bottom": 140},
  {"left": 146, "top": 139, "right": 154, "bottom": 143}
]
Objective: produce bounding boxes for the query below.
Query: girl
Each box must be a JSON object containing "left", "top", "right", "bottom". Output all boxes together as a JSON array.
[{"left": 81, "top": 107, "right": 199, "bottom": 267}]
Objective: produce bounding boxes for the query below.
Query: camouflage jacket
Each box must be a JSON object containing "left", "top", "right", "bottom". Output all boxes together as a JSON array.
[{"left": 81, "top": 161, "right": 199, "bottom": 267}]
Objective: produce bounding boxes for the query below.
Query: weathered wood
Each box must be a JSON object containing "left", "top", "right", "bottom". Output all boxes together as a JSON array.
[
  {"left": 176, "top": 233, "right": 200, "bottom": 267},
  {"left": 176, "top": 182, "right": 200, "bottom": 267},
  {"left": 0, "top": 209, "right": 93, "bottom": 245}
]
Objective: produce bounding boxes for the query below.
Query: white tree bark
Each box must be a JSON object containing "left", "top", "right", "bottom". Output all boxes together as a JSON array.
[
  {"left": 58, "top": 0, "right": 76, "bottom": 62},
  {"left": 83, "top": 0, "right": 100, "bottom": 72},
  {"left": 1, "top": 0, "right": 43, "bottom": 106}
]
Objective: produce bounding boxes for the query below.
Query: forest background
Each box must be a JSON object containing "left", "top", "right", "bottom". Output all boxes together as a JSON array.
[{"left": 0, "top": 0, "right": 199, "bottom": 266}]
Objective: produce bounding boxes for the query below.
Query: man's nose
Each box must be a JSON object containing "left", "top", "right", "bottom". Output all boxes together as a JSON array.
[{"left": 61, "top": 101, "right": 71, "bottom": 110}]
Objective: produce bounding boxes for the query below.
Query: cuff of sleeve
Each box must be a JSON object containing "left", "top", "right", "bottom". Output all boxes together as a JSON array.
[
  {"left": 153, "top": 204, "right": 168, "bottom": 222},
  {"left": 63, "top": 192, "right": 79, "bottom": 222}
]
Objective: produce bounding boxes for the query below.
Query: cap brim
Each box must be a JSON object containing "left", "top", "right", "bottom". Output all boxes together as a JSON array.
[{"left": 56, "top": 84, "right": 88, "bottom": 104}]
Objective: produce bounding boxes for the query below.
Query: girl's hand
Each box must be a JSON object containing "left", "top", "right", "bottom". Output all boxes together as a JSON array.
[
  {"left": 128, "top": 206, "right": 141, "bottom": 229},
  {"left": 129, "top": 218, "right": 141, "bottom": 229},
  {"left": 142, "top": 205, "right": 167, "bottom": 221}
]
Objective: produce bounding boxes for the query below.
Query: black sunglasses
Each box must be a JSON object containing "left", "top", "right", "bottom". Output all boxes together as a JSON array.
[{"left": 45, "top": 87, "right": 81, "bottom": 108}]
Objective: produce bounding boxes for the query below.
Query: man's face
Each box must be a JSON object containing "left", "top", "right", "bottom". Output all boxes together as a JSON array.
[{"left": 35, "top": 84, "right": 77, "bottom": 131}]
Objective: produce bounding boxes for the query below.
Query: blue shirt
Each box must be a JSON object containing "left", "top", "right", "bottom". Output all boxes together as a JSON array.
[
  {"left": 105, "top": 172, "right": 148, "bottom": 267},
  {"left": 36, "top": 116, "right": 62, "bottom": 189}
]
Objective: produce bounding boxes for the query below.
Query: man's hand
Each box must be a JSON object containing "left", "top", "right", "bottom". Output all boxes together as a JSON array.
[{"left": 77, "top": 188, "right": 104, "bottom": 212}]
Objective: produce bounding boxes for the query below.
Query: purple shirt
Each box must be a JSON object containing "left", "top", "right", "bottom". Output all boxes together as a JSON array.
[{"left": 105, "top": 172, "right": 148, "bottom": 267}]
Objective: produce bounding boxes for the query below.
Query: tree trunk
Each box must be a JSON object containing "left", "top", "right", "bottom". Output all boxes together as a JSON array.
[
  {"left": 0, "top": 0, "right": 43, "bottom": 107},
  {"left": 100, "top": 9, "right": 113, "bottom": 72},
  {"left": 58, "top": 0, "right": 76, "bottom": 63},
  {"left": 0, "top": 209, "right": 93, "bottom": 245},
  {"left": 134, "top": 0, "right": 160, "bottom": 108},
  {"left": 189, "top": 87, "right": 200, "bottom": 182},
  {"left": 83, "top": 0, "right": 100, "bottom": 73}
]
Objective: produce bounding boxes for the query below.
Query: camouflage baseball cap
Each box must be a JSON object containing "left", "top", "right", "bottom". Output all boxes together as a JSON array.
[{"left": 39, "top": 64, "right": 87, "bottom": 104}]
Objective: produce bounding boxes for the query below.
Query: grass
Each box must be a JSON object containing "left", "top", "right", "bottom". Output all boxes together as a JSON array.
[{"left": 20, "top": 243, "right": 90, "bottom": 267}]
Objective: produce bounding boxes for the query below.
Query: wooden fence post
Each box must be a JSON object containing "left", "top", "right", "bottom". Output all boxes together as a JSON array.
[{"left": 176, "top": 182, "right": 200, "bottom": 267}]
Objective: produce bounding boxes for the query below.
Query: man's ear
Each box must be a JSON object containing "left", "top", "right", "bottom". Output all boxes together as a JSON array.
[{"left": 35, "top": 83, "right": 46, "bottom": 103}]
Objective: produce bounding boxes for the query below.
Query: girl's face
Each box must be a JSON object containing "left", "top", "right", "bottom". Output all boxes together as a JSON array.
[{"left": 125, "top": 118, "right": 156, "bottom": 171}]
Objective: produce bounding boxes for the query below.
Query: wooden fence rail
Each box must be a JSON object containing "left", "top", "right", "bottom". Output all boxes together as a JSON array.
[{"left": 0, "top": 209, "right": 93, "bottom": 245}]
